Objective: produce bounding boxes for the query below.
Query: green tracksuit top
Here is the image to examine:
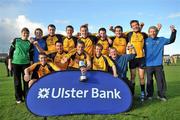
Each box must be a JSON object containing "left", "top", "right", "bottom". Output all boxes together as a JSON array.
[{"left": 9, "top": 38, "right": 33, "bottom": 64}]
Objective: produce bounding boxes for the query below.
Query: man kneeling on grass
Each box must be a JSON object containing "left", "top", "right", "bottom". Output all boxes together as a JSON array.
[{"left": 24, "top": 52, "right": 60, "bottom": 87}]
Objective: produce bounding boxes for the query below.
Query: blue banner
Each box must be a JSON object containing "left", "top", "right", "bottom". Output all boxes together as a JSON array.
[{"left": 26, "top": 71, "right": 132, "bottom": 116}]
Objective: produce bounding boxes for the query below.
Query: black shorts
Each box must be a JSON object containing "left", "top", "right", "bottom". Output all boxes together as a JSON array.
[{"left": 129, "top": 57, "right": 145, "bottom": 69}]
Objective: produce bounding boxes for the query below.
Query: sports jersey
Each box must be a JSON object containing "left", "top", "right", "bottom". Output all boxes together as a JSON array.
[
  {"left": 126, "top": 32, "right": 147, "bottom": 58},
  {"left": 68, "top": 52, "right": 90, "bottom": 69},
  {"left": 9, "top": 38, "right": 33, "bottom": 64},
  {"left": 63, "top": 36, "right": 78, "bottom": 53},
  {"left": 30, "top": 62, "right": 59, "bottom": 78},
  {"left": 110, "top": 36, "right": 127, "bottom": 55},
  {"left": 48, "top": 52, "right": 69, "bottom": 70},
  {"left": 92, "top": 55, "right": 114, "bottom": 71},
  {"left": 79, "top": 36, "right": 98, "bottom": 57},
  {"left": 42, "top": 34, "right": 63, "bottom": 53},
  {"left": 97, "top": 39, "right": 109, "bottom": 55}
]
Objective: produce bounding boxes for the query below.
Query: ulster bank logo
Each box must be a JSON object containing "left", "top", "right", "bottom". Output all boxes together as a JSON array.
[
  {"left": 37, "top": 87, "right": 122, "bottom": 99},
  {"left": 37, "top": 88, "right": 50, "bottom": 99}
]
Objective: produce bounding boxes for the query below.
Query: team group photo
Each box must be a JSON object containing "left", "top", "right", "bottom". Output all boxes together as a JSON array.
[{"left": 0, "top": 0, "right": 179, "bottom": 120}]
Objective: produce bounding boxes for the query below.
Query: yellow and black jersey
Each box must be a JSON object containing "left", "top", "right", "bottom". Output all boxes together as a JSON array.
[
  {"left": 79, "top": 36, "right": 98, "bottom": 57},
  {"left": 92, "top": 55, "right": 114, "bottom": 71},
  {"left": 110, "top": 36, "right": 127, "bottom": 55},
  {"left": 48, "top": 52, "right": 69, "bottom": 70},
  {"left": 30, "top": 62, "right": 59, "bottom": 78},
  {"left": 126, "top": 32, "right": 148, "bottom": 58},
  {"left": 63, "top": 36, "right": 78, "bottom": 53},
  {"left": 68, "top": 52, "right": 90, "bottom": 69},
  {"left": 42, "top": 34, "right": 63, "bottom": 53},
  {"left": 97, "top": 39, "right": 109, "bottom": 55}
]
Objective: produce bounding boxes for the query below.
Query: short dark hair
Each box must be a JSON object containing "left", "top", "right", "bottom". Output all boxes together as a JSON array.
[
  {"left": 77, "top": 40, "right": 85, "bottom": 47},
  {"left": 55, "top": 40, "right": 63, "bottom": 45},
  {"left": 98, "top": 27, "right": 106, "bottom": 33},
  {"left": 34, "top": 28, "right": 43, "bottom": 35},
  {"left": 48, "top": 24, "right": 56, "bottom": 29},
  {"left": 66, "top": 25, "right": 74, "bottom": 30},
  {"left": 95, "top": 43, "right": 103, "bottom": 50},
  {"left": 114, "top": 26, "right": 123, "bottom": 32},
  {"left": 21, "top": 27, "right": 29, "bottom": 33},
  {"left": 130, "top": 20, "right": 139, "bottom": 27},
  {"left": 39, "top": 52, "right": 47, "bottom": 56},
  {"left": 80, "top": 25, "right": 88, "bottom": 31}
]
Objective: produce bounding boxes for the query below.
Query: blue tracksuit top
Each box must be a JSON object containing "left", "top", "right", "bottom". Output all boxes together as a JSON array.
[
  {"left": 33, "top": 38, "right": 47, "bottom": 62},
  {"left": 145, "top": 30, "right": 176, "bottom": 67},
  {"left": 112, "top": 54, "right": 136, "bottom": 79}
]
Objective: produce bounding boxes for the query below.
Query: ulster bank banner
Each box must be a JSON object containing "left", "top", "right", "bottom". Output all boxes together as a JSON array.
[{"left": 26, "top": 71, "right": 132, "bottom": 116}]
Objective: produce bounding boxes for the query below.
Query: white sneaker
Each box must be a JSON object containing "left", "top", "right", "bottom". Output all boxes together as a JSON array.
[
  {"left": 16, "top": 100, "right": 21, "bottom": 104},
  {"left": 147, "top": 97, "right": 153, "bottom": 100},
  {"left": 157, "top": 96, "right": 167, "bottom": 102}
]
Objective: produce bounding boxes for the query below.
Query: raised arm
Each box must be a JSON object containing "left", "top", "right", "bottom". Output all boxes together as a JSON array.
[
  {"left": 139, "top": 22, "right": 144, "bottom": 31},
  {"left": 109, "top": 25, "right": 115, "bottom": 33},
  {"left": 169, "top": 25, "right": 177, "bottom": 44},
  {"left": 155, "top": 23, "right": 162, "bottom": 35},
  {"left": 157, "top": 23, "right": 162, "bottom": 31}
]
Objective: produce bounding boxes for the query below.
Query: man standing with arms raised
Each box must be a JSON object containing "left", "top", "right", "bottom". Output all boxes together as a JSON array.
[
  {"left": 126, "top": 20, "right": 148, "bottom": 101},
  {"left": 145, "top": 25, "right": 176, "bottom": 101}
]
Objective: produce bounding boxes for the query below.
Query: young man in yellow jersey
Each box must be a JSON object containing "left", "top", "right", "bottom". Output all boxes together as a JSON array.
[
  {"left": 78, "top": 25, "right": 98, "bottom": 57},
  {"left": 109, "top": 26, "right": 127, "bottom": 55},
  {"left": 42, "top": 24, "right": 63, "bottom": 53},
  {"left": 63, "top": 25, "right": 78, "bottom": 53},
  {"left": 97, "top": 28, "right": 111, "bottom": 55},
  {"left": 92, "top": 44, "right": 118, "bottom": 77},
  {"left": 126, "top": 20, "right": 148, "bottom": 101},
  {"left": 47, "top": 41, "right": 69, "bottom": 70},
  {"left": 24, "top": 53, "right": 60, "bottom": 87},
  {"left": 62, "top": 40, "right": 91, "bottom": 72}
]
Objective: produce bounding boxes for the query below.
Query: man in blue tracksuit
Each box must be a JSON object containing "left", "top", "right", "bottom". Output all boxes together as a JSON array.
[
  {"left": 109, "top": 43, "right": 136, "bottom": 94},
  {"left": 30, "top": 28, "right": 47, "bottom": 63},
  {"left": 144, "top": 25, "right": 177, "bottom": 101}
]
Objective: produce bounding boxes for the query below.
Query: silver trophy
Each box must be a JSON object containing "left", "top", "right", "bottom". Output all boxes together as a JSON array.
[{"left": 79, "top": 61, "right": 87, "bottom": 82}]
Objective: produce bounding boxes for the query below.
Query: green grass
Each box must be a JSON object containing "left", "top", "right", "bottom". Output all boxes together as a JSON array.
[{"left": 0, "top": 61, "right": 180, "bottom": 120}]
